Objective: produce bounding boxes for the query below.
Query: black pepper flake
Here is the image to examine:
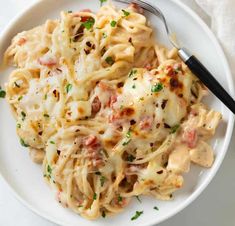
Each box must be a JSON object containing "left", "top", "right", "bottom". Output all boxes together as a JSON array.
[
  {"left": 117, "top": 82, "right": 124, "bottom": 88},
  {"left": 38, "top": 131, "right": 43, "bottom": 136},
  {"left": 156, "top": 123, "right": 160, "bottom": 128},
  {"left": 56, "top": 68, "right": 62, "bottom": 72},
  {"left": 130, "top": 119, "right": 136, "bottom": 125},
  {"left": 157, "top": 170, "right": 163, "bottom": 174},
  {"left": 84, "top": 49, "right": 90, "bottom": 55},
  {"left": 86, "top": 41, "right": 92, "bottom": 47},
  {"left": 75, "top": 129, "right": 80, "bottom": 132},
  {"left": 170, "top": 78, "right": 179, "bottom": 88},
  {"left": 178, "top": 93, "right": 183, "bottom": 98},
  {"left": 133, "top": 77, "right": 137, "bottom": 81},
  {"left": 150, "top": 143, "right": 154, "bottom": 147},
  {"left": 57, "top": 150, "right": 61, "bottom": 155},
  {"left": 156, "top": 103, "right": 159, "bottom": 107},
  {"left": 161, "top": 99, "right": 168, "bottom": 110},
  {"left": 164, "top": 123, "right": 171, "bottom": 129}
]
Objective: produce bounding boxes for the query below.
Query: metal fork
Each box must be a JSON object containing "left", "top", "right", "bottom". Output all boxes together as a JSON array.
[{"left": 114, "top": 0, "right": 235, "bottom": 114}]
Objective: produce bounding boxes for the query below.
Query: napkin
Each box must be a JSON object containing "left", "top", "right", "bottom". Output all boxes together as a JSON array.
[{"left": 194, "top": 0, "right": 235, "bottom": 77}]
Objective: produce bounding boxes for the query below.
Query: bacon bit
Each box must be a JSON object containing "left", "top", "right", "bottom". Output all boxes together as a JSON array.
[
  {"left": 129, "top": 3, "right": 144, "bottom": 14},
  {"left": 91, "top": 96, "right": 101, "bottom": 114},
  {"left": 38, "top": 55, "right": 57, "bottom": 67},
  {"left": 17, "top": 37, "right": 27, "bottom": 46},
  {"left": 84, "top": 135, "right": 97, "bottom": 147},
  {"left": 139, "top": 116, "right": 153, "bottom": 130},
  {"left": 182, "top": 129, "right": 198, "bottom": 148},
  {"left": 108, "top": 94, "right": 117, "bottom": 108},
  {"left": 165, "top": 65, "right": 176, "bottom": 77},
  {"left": 144, "top": 63, "right": 152, "bottom": 70}
]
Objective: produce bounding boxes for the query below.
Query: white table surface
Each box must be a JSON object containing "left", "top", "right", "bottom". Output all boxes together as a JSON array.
[{"left": 0, "top": 1, "right": 234, "bottom": 226}]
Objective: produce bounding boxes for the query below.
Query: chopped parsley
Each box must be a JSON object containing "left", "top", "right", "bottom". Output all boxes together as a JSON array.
[
  {"left": 95, "top": 171, "right": 101, "bottom": 175},
  {"left": 105, "top": 56, "right": 114, "bottom": 65},
  {"left": 14, "top": 81, "right": 20, "bottom": 88},
  {"left": 21, "top": 111, "right": 26, "bottom": 121},
  {"left": 131, "top": 211, "right": 143, "bottom": 221},
  {"left": 135, "top": 196, "right": 141, "bottom": 203},
  {"left": 44, "top": 94, "right": 47, "bottom": 100},
  {"left": 102, "top": 32, "right": 107, "bottom": 38},
  {"left": 17, "top": 123, "right": 21, "bottom": 128},
  {"left": 47, "top": 164, "right": 52, "bottom": 177},
  {"left": 82, "top": 18, "right": 95, "bottom": 30},
  {"left": 18, "top": 96, "right": 23, "bottom": 101},
  {"left": 132, "top": 84, "right": 136, "bottom": 89},
  {"left": 118, "top": 194, "right": 122, "bottom": 202},
  {"left": 66, "top": 84, "right": 72, "bottom": 93},
  {"left": 129, "top": 69, "right": 137, "bottom": 77},
  {"left": 67, "top": 10, "right": 72, "bottom": 13},
  {"left": 122, "top": 9, "right": 130, "bottom": 17},
  {"left": 127, "top": 154, "right": 135, "bottom": 162},
  {"left": 126, "top": 130, "right": 131, "bottom": 138},
  {"left": 122, "top": 139, "right": 131, "bottom": 146},
  {"left": 170, "top": 124, "right": 180, "bottom": 134},
  {"left": 50, "top": 141, "right": 55, "bottom": 144},
  {"left": 151, "top": 83, "right": 163, "bottom": 92},
  {"left": 100, "top": 176, "right": 106, "bottom": 186},
  {"left": 99, "top": 0, "right": 107, "bottom": 6},
  {"left": 93, "top": 193, "right": 97, "bottom": 200},
  {"left": 43, "top": 113, "right": 50, "bottom": 118},
  {"left": 20, "top": 138, "right": 29, "bottom": 147},
  {"left": 153, "top": 206, "right": 159, "bottom": 211},
  {"left": 110, "top": 20, "right": 117, "bottom": 27},
  {"left": 0, "top": 87, "right": 6, "bottom": 98},
  {"left": 139, "top": 97, "right": 144, "bottom": 101}
]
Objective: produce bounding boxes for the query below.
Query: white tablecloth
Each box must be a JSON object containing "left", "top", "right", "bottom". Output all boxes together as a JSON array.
[{"left": 0, "top": 1, "right": 234, "bottom": 226}]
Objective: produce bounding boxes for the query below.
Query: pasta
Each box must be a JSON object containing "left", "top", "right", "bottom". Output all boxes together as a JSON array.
[{"left": 4, "top": 1, "right": 222, "bottom": 220}]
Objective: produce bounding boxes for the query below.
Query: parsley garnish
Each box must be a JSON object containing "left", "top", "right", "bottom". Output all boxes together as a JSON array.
[
  {"left": 100, "top": 0, "right": 107, "bottom": 6},
  {"left": 102, "top": 32, "right": 107, "bottom": 38},
  {"left": 122, "top": 9, "right": 130, "bottom": 17},
  {"left": 129, "top": 69, "right": 137, "bottom": 77},
  {"left": 67, "top": 10, "right": 72, "bottom": 13},
  {"left": 47, "top": 165, "right": 52, "bottom": 175},
  {"left": 126, "top": 130, "right": 131, "bottom": 138},
  {"left": 105, "top": 56, "right": 114, "bottom": 65},
  {"left": 153, "top": 206, "right": 159, "bottom": 211},
  {"left": 132, "top": 84, "right": 136, "bottom": 89},
  {"left": 14, "top": 81, "right": 20, "bottom": 88},
  {"left": 131, "top": 211, "right": 143, "bottom": 221},
  {"left": 93, "top": 193, "right": 97, "bottom": 200},
  {"left": 17, "top": 123, "right": 21, "bottom": 128},
  {"left": 122, "top": 139, "right": 131, "bottom": 146},
  {"left": 50, "top": 141, "right": 55, "bottom": 144},
  {"left": 44, "top": 94, "right": 47, "bottom": 100},
  {"left": 66, "top": 84, "right": 72, "bottom": 93},
  {"left": 18, "top": 96, "right": 23, "bottom": 101},
  {"left": 170, "top": 124, "right": 180, "bottom": 134},
  {"left": 118, "top": 194, "right": 122, "bottom": 202},
  {"left": 151, "top": 83, "right": 163, "bottom": 92},
  {"left": 100, "top": 176, "right": 106, "bottom": 186},
  {"left": 20, "top": 138, "right": 29, "bottom": 147},
  {"left": 82, "top": 18, "right": 95, "bottom": 30},
  {"left": 127, "top": 154, "right": 135, "bottom": 162},
  {"left": 21, "top": 111, "right": 26, "bottom": 121},
  {"left": 110, "top": 20, "right": 117, "bottom": 27},
  {"left": 0, "top": 87, "right": 6, "bottom": 98},
  {"left": 135, "top": 196, "right": 141, "bottom": 203}
]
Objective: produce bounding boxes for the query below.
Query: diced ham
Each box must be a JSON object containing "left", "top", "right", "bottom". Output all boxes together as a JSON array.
[
  {"left": 182, "top": 129, "right": 198, "bottom": 148},
  {"left": 91, "top": 96, "right": 101, "bottom": 114},
  {"left": 139, "top": 116, "right": 153, "bottom": 130},
  {"left": 129, "top": 3, "right": 144, "bottom": 14},
  {"left": 38, "top": 54, "right": 57, "bottom": 66}
]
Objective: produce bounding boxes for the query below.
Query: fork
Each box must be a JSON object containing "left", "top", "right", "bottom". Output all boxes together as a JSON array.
[{"left": 114, "top": 0, "right": 235, "bottom": 114}]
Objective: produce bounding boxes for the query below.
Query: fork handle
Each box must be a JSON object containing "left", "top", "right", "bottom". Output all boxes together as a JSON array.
[{"left": 178, "top": 48, "right": 235, "bottom": 114}]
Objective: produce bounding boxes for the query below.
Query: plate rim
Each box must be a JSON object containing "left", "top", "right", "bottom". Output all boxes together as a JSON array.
[{"left": 0, "top": 0, "right": 234, "bottom": 226}]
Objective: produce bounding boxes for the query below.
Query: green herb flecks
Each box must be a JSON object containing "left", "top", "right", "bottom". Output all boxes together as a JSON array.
[
  {"left": 128, "top": 69, "right": 137, "bottom": 77},
  {"left": 105, "top": 56, "right": 115, "bottom": 65},
  {"left": 82, "top": 18, "right": 95, "bottom": 30},
  {"left": 132, "top": 84, "right": 136, "bottom": 89},
  {"left": 122, "top": 138, "right": 131, "bottom": 146},
  {"left": 151, "top": 83, "right": 163, "bottom": 93},
  {"left": 99, "top": 0, "right": 107, "bottom": 6},
  {"left": 102, "top": 210, "right": 106, "bottom": 218},
  {"left": 93, "top": 193, "right": 97, "bottom": 200},
  {"left": 50, "top": 141, "right": 55, "bottom": 144},
  {"left": 110, "top": 20, "right": 117, "bottom": 27},
  {"left": 122, "top": 9, "right": 130, "bottom": 17},
  {"left": 20, "top": 138, "right": 29, "bottom": 147},
  {"left": 100, "top": 176, "right": 106, "bottom": 187},
  {"left": 18, "top": 96, "right": 23, "bottom": 101},
  {"left": 66, "top": 84, "right": 72, "bottom": 93},
  {"left": 170, "top": 124, "right": 180, "bottom": 134},
  {"left": 135, "top": 196, "right": 141, "bottom": 203},
  {"left": 127, "top": 154, "right": 135, "bottom": 162},
  {"left": 118, "top": 194, "right": 122, "bottom": 202},
  {"left": 0, "top": 87, "right": 6, "bottom": 98},
  {"left": 21, "top": 111, "right": 26, "bottom": 121},
  {"left": 153, "top": 206, "right": 159, "bottom": 211},
  {"left": 131, "top": 211, "right": 143, "bottom": 221}
]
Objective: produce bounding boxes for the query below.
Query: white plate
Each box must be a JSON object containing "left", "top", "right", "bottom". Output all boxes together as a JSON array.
[{"left": 0, "top": 0, "right": 234, "bottom": 226}]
